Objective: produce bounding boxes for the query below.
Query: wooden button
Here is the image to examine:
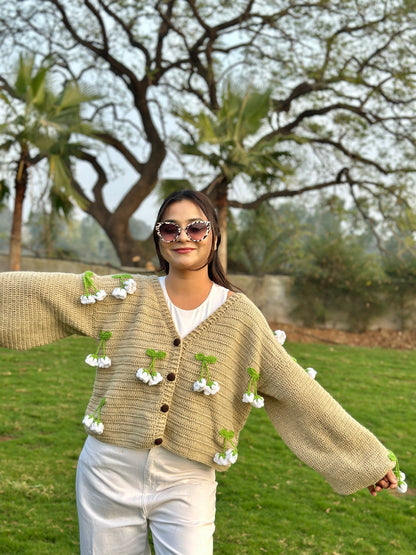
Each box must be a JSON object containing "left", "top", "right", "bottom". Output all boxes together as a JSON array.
[
  {"left": 173, "top": 338, "right": 181, "bottom": 346},
  {"left": 161, "top": 404, "right": 169, "bottom": 413},
  {"left": 167, "top": 373, "right": 176, "bottom": 381},
  {"left": 154, "top": 438, "right": 163, "bottom": 445}
]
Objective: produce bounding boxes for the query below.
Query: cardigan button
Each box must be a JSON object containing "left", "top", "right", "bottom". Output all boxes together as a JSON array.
[
  {"left": 167, "top": 373, "right": 176, "bottom": 381},
  {"left": 160, "top": 404, "right": 169, "bottom": 413},
  {"left": 154, "top": 438, "right": 163, "bottom": 445},
  {"left": 173, "top": 338, "right": 181, "bottom": 346}
]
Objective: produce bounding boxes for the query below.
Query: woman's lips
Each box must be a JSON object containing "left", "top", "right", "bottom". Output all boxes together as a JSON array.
[{"left": 173, "top": 248, "right": 195, "bottom": 254}]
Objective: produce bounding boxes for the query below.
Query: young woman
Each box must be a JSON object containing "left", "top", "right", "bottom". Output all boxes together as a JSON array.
[{"left": 0, "top": 190, "right": 398, "bottom": 555}]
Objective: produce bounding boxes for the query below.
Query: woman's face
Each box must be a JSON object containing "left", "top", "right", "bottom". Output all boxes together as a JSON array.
[{"left": 157, "top": 199, "right": 213, "bottom": 273}]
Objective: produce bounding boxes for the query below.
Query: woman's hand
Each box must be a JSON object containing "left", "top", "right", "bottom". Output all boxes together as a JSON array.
[{"left": 368, "top": 469, "right": 398, "bottom": 496}]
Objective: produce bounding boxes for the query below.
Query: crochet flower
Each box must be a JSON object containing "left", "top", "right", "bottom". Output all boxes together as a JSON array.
[
  {"left": 112, "top": 287, "right": 127, "bottom": 300},
  {"left": 136, "top": 348, "right": 166, "bottom": 386},
  {"left": 111, "top": 274, "right": 137, "bottom": 298},
  {"left": 193, "top": 353, "right": 219, "bottom": 396},
  {"left": 80, "top": 294, "right": 96, "bottom": 305},
  {"left": 397, "top": 472, "right": 408, "bottom": 494},
  {"left": 85, "top": 331, "right": 112, "bottom": 368},
  {"left": 193, "top": 377, "right": 207, "bottom": 392},
  {"left": 123, "top": 278, "right": 137, "bottom": 294},
  {"left": 213, "top": 429, "right": 238, "bottom": 466},
  {"left": 388, "top": 450, "right": 408, "bottom": 494},
  {"left": 274, "top": 329, "right": 286, "bottom": 345},
  {"left": 82, "top": 398, "right": 106, "bottom": 435},
  {"left": 94, "top": 289, "right": 107, "bottom": 301},
  {"left": 80, "top": 271, "right": 107, "bottom": 304},
  {"left": 242, "top": 367, "right": 264, "bottom": 408},
  {"left": 85, "top": 354, "right": 99, "bottom": 367},
  {"left": 98, "top": 356, "right": 112, "bottom": 369}
]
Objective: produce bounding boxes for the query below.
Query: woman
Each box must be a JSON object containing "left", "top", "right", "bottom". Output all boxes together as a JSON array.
[{"left": 0, "top": 190, "right": 398, "bottom": 555}]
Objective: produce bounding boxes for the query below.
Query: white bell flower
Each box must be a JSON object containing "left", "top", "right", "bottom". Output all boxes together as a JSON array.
[
  {"left": 91, "top": 421, "right": 104, "bottom": 435},
  {"left": 274, "top": 329, "right": 286, "bottom": 345},
  {"left": 98, "top": 356, "right": 112, "bottom": 368},
  {"left": 82, "top": 415, "right": 94, "bottom": 428},
  {"left": 148, "top": 372, "right": 163, "bottom": 386},
  {"left": 213, "top": 453, "right": 228, "bottom": 466},
  {"left": 225, "top": 448, "right": 238, "bottom": 464},
  {"left": 80, "top": 294, "right": 96, "bottom": 305},
  {"left": 94, "top": 289, "right": 107, "bottom": 301},
  {"left": 204, "top": 381, "right": 220, "bottom": 395},
  {"left": 397, "top": 481, "right": 408, "bottom": 494},
  {"left": 306, "top": 367, "right": 317, "bottom": 379},
  {"left": 123, "top": 278, "right": 137, "bottom": 294},
  {"left": 193, "top": 378, "right": 207, "bottom": 392},
  {"left": 251, "top": 395, "right": 264, "bottom": 409},
  {"left": 112, "top": 287, "right": 128, "bottom": 299},
  {"left": 242, "top": 392, "right": 254, "bottom": 404},
  {"left": 85, "top": 354, "right": 98, "bottom": 367},
  {"left": 136, "top": 368, "right": 151, "bottom": 383}
]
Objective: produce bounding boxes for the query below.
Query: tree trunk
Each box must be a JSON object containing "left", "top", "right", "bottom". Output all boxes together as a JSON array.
[
  {"left": 9, "top": 149, "right": 29, "bottom": 271},
  {"left": 214, "top": 182, "right": 229, "bottom": 273},
  {"left": 105, "top": 217, "right": 156, "bottom": 268}
]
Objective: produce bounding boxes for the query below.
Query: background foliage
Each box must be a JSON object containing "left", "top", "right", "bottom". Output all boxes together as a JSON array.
[{"left": 1, "top": 0, "right": 416, "bottom": 266}]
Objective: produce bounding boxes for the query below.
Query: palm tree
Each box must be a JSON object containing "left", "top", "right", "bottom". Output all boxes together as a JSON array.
[
  {"left": 176, "top": 83, "right": 291, "bottom": 270},
  {"left": 0, "top": 55, "right": 99, "bottom": 270}
]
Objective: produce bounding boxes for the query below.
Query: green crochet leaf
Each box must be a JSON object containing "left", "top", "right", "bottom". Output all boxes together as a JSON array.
[
  {"left": 195, "top": 353, "right": 217, "bottom": 364},
  {"left": 112, "top": 273, "right": 133, "bottom": 281},
  {"left": 219, "top": 428, "right": 235, "bottom": 441},
  {"left": 247, "top": 367, "right": 260, "bottom": 380}
]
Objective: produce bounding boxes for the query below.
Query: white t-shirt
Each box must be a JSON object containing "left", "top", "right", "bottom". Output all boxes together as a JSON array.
[{"left": 158, "top": 276, "right": 229, "bottom": 338}]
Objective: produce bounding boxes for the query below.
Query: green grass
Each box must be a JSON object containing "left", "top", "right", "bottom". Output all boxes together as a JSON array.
[{"left": 0, "top": 337, "right": 414, "bottom": 554}]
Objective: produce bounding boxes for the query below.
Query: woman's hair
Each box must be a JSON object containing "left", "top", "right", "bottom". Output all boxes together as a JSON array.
[{"left": 153, "top": 189, "right": 238, "bottom": 291}]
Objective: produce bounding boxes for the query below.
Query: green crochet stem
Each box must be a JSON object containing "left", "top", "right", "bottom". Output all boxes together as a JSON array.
[
  {"left": 388, "top": 449, "right": 404, "bottom": 485},
  {"left": 195, "top": 353, "right": 217, "bottom": 384},
  {"left": 112, "top": 273, "right": 133, "bottom": 285},
  {"left": 145, "top": 348, "right": 166, "bottom": 376},
  {"left": 92, "top": 397, "right": 106, "bottom": 421},
  {"left": 94, "top": 330, "right": 112, "bottom": 357},
  {"left": 219, "top": 428, "right": 237, "bottom": 456},
  {"left": 246, "top": 367, "right": 260, "bottom": 395},
  {"left": 83, "top": 271, "right": 99, "bottom": 295}
]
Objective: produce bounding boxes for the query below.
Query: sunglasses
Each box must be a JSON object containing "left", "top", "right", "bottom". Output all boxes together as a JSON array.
[{"left": 155, "top": 220, "right": 211, "bottom": 242}]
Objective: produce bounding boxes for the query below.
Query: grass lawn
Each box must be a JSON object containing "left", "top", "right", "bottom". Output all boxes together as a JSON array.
[{"left": 0, "top": 336, "right": 414, "bottom": 554}]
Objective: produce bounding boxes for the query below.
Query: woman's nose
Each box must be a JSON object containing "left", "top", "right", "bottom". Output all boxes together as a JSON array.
[{"left": 177, "top": 228, "right": 189, "bottom": 241}]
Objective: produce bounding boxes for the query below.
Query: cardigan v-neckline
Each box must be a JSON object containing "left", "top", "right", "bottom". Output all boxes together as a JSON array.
[{"left": 149, "top": 274, "right": 243, "bottom": 343}]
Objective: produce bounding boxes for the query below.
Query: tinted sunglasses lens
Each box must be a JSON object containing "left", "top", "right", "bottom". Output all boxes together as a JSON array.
[
  {"left": 187, "top": 222, "right": 209, "bottom": 241},
  {"left": 159, "top": 223, "right": 179, "bottom": 241}
]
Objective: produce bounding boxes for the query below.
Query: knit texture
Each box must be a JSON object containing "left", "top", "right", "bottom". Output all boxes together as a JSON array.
[{"left": 0, "top": 271, "right": 394, "bottom": 495}]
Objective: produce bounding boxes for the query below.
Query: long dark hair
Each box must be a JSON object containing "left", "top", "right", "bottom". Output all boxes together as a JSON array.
[{"left": 153, "top": 189, "right": 238, "bottom": 291}]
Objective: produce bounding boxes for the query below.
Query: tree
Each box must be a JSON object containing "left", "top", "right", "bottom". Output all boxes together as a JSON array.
[
  {"left": 227, "top": 201, "right": 307, "bottom": 276},
  {"left": 176, "top": 84, "right": 290, "bottom": 268},
  {"left": 1, "top": 1, "right": 416, "bottom": 266},
  {"left": 0, "top": 56, "right": 100, "bottom": 270}
]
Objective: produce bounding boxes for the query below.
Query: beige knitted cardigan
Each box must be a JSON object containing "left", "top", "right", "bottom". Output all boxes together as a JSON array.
[{"left": 0, "top": 271, "right": 394, "bottom": 495}]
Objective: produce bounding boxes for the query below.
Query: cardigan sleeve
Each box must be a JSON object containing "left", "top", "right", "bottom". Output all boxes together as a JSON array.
[
  {"left": 257, "top": 334, "right": 395, "bottom": 495},
  {"left": 0, "top": 271, "right": 105, "bottom": 350}
]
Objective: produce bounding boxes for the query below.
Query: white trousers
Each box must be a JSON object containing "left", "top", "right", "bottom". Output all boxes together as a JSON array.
[{"left": 76, "top": 436, "right": 217, "bottom": 555}]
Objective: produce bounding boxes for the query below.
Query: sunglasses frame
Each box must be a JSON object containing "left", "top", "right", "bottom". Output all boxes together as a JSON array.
[{"left": 155, "top": 220, "right": 211, "bottom": 243}]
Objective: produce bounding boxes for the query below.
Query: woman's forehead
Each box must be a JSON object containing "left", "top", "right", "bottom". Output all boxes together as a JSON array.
[{"left": 162, "top": 199, "right": 207, "bottom": 221}]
